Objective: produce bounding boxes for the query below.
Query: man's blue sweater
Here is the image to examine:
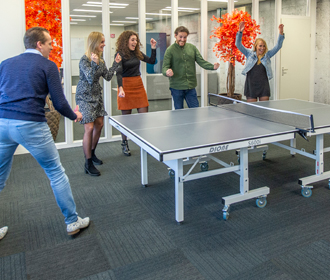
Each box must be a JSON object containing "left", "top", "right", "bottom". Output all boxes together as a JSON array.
[{"left": 0, "top": 52, "right": 76, "bottom": 122}]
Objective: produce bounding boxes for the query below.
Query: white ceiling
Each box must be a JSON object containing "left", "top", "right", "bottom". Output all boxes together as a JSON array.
[{"left": 69, "top": 0, "right": 253, "bottom": 27}]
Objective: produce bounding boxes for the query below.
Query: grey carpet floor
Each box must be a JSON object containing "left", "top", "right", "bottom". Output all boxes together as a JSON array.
[{"left": 1, "top": 135, "right": 330, "bottom": 280}]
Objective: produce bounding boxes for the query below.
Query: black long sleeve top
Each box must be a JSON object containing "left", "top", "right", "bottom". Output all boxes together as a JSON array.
[{"left": 116, "top": 49, "right": 156, "bottom": 87}]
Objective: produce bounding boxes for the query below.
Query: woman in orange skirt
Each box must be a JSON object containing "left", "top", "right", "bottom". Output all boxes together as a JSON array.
[{"left": 115, "top": 31, "right": 157, "bottom": 156}]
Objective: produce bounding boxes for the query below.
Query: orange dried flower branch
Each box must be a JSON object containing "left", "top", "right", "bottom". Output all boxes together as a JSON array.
[
  {"left": 25, "top": 0, "right": 62, "bottom": 69},
  {"left": 210, "top": 10, "right": 260, "bottom": 66}
]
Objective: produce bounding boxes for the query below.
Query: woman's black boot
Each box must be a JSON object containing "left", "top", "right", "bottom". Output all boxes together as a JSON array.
[
  {"left": 85, "top": 158, "right": 101, "bottom": 176},
  {"left": 121, "top": 140, "right": 131, "bottom": 156},
  {"left": 91, "top": 149, "right": 103, "bottom": 165}
]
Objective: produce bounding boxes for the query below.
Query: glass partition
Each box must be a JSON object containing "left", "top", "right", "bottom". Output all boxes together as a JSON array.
[
  {"left": 69, "top": 0, "right": 103, "bottom": 141},
  {"left": 234, "top": 0, "right": 253, "bottom": 98},
  {"left": 259, "top": 0, "right": 276, "bottom": 100},
  {"left": 144, "top": 0, "right": 172, "bottom": 112},
  {"left": 208, "top": 1, "right": 228, "bottom": 96}
]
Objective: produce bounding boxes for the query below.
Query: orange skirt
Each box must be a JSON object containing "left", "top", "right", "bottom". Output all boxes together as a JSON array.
[{"left": 117, "top": 76, "right": 149, "bottom": 110}]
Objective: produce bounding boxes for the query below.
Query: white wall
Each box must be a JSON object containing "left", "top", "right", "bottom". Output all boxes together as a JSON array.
[
  {"left": 0, "top": 0, "right": 25, "bottom": 63},
  {"left": 314, "top": 0, "right": 330, "bottom": 104}
]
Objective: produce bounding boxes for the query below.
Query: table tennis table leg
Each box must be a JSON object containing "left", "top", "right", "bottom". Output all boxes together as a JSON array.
[
  {"left": 141, "top": 148, "right": 148, "bottom": 187},
  {"left": 290, "top": 137, "right": 296, "bottom": 156},
  {"left": 174, "top": 159, "right": 184, "bottom": 224},
  {"left": 239, "top": 147, "right": 249, "bottom": 194},
  {"left": 315, "top": 134, "right": 324, "bottom": 175}
]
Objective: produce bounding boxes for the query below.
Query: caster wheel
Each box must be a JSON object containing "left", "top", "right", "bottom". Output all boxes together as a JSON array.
[
  {"left": 168, "top": 169, "right": 175, "bottom": 178},
  {"left": 256, "top": 197, "right": 267, "bottom": 208},
  {"left": 200, "top": 162, "right": 209, "bottom": 172},
  {"left": 223, "top": 211, "right": 229, "bottom": 221},
  {"left": 301, "top": 187, "right": 312, "bottom": 198},
  {"left": 262, "top": 151, "right": 267, "bottom": 160}
]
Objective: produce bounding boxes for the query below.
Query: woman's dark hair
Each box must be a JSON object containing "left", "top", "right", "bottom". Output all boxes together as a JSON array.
[{"left": 116, "top": 30, "right": 143, "bottom": 60}]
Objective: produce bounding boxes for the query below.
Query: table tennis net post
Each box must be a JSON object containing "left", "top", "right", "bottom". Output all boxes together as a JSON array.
[{"left": 208, "top": 93, "right": 314, "bottom": 132}]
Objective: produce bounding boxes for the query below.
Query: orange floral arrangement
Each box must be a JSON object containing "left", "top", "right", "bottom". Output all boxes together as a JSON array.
[
  {"left": 210, "top": 10, "right": 260, "bottom": 97},
  {"left": 211, "top": 10, "right": 260, "bottom": 66},
  {"left": 25, "top": 0, "right": 62, "bottom": 69}
]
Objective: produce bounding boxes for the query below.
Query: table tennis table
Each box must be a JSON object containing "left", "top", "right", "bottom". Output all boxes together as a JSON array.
[
  {"left": 109, "top": 96, "right": 330, "bottom": 223},
  {"left": 255, "top": 99, "right": 330, "bottom": 198}
]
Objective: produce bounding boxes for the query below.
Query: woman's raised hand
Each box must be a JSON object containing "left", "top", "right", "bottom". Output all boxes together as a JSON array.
[
  {"left": 239, "top": 22, "right": 245, "bottom": 33},
  {"left": 91, "top": 52, "right": 99, "bottom": 65},
  {"left": 115, "top": 53, "right": 122, "bottom": 63},
  {"left": 279, "top": 24, "right": 284, "bottom": 35},
  {"left": 150, "top": 38, "right": 157, "bottom": 49}
]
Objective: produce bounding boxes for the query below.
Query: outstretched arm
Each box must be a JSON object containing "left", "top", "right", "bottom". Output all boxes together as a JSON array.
[
  {"left": 267, "top": 24, "right": 285, "bottom": 58},
  {"left": 235, "top": 22, "right": 251, "bottom": 57}
]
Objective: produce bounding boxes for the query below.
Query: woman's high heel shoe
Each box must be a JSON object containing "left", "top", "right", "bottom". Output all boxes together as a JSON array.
[{"left": 121, "top": 140, "right": 131, "bottom": 156}]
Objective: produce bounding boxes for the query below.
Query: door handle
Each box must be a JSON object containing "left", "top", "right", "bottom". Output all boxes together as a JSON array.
[{"left": 282, "top": 67, "right": 288, "bottom": 76}]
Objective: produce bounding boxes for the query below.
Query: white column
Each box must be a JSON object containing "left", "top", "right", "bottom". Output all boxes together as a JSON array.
[
  {"left": 228, "top": 0, "right": 234, "bottom": 13},
  {"left": 200, "top": 0, "right": 208, "bottom": 107},
  {"left": 274, "top": 0, "right": 281, "bottom": 100},
  {"left": 252, "top": 0, "right": 259, "bottom": 24},
  {"left": 139, "top": 0, "right": 147, "bottom": 88},
  {"left": 171, "top": 0, "right": 178, "bottom": 44},
  {"left": 102, "top": 0, "right": 111, "bottom": 139},
  {"left": 309, "top": 0, "right": 316, "bottom": 102},
  {"left": 61, "top": 0, "right": 73, "bottom": 144}
]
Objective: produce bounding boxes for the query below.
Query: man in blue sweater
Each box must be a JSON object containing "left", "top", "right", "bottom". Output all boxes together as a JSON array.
[{"left": 0, "top": 27, "right": 90, "bottom": 239}]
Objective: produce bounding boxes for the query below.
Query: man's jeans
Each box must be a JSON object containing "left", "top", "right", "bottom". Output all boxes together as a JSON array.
[
  {"left": 0, "top": 119, "right": 78, "bottom": 224},
  {"left": 170, "top": 88, "right": 199, "bottom": 110}
]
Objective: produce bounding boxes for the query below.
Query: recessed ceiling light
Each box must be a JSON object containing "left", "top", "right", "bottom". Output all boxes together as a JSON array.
[
  {"left": 145, "top": 13, "right": 171, "bottom": 16},
  {"left": 87, "top": 1, "right": 129, "bottom": 6},
  {"left": 73, "top": 9, "right": 102, "bottom": 13},
  {"left": 162, "top": 9, "right": 194, "bottom": 12},
  {"left": 126, "top": 17, "right": 153, "bottom": 20},
  {"left": 165, "top": 6, "right": 200, "bottom": 10},
  {"left": 70, "top": 22, "right": 78, "bottom": 24},
  {"left": 83, "top": 4, "right": 125, "bottom": 8},
  {"left": 70, "top": 15, "right": 97, "bottom": 17},
  {"left": 71, "top": 19, "right": 86, "bottom": 21},
  {"left": 110, "top": 23, "right": 124, "bottom": 26},
  {"left": 73, "top": 9, "right": 113, "bottom": 13},
  {"left": 112, "top": 21, "right": 137, "bottom": 23},
  {"left": 207, "top": 0, "right": 227, "bottom": 1}
]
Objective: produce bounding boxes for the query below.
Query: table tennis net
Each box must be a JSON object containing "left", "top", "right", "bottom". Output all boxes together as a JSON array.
[{"left": 208, "top": 93, "right": 314, "bottom": 131}]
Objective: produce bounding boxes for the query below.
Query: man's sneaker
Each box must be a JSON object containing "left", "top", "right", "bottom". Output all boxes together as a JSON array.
[
  {"left": 0, "top": 226, "right": 8, "bottom": 240},
  {"left": 67, "top": 217, "right": 90, "bottom": 235}
]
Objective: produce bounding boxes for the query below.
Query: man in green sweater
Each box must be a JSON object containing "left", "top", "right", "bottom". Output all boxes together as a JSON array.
[{"left": 162, "top": 26, "right": 220, "bottom": 109}]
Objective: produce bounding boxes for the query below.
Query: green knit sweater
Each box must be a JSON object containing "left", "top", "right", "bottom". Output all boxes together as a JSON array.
[{"left": 162, "top": 42, "right": 215, "bottom": 90}]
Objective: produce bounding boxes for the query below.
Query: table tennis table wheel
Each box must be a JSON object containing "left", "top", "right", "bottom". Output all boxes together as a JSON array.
[
  {"left": 301, "top": 187, "right": 312, "bottom": 198},
  {"left": 168, "top": 169, "right": 175, "bottom": 178},
  {"left": 200, "top": 162, "right": 209, "bottom": 172},
  {"left": 223, "top": 211, "right": 229, "bottom": 221},
  {"left": 262, "top": 151, "right": 267, "bottom": 160},
  {"left": 256, "top": 197, "right": 267, "bottom": 208}
]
